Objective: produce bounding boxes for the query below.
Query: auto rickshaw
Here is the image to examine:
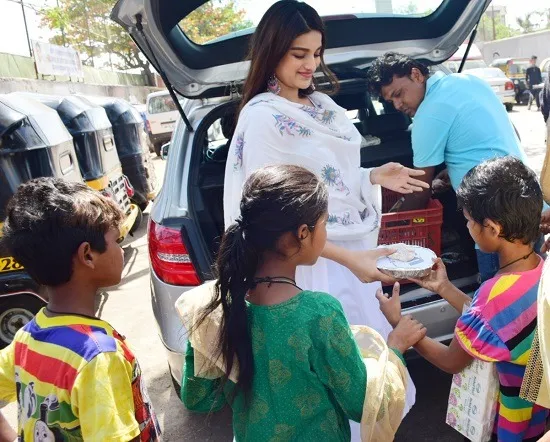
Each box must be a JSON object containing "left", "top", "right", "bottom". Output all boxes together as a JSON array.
[
  {"left": 490, "top": 57, "right": 531, "bottom": 104},
  {"left": 0, "top": 94, "right": 83, "bottom": 348},
  {"left": 18, "top": 93, "right": 141, "bottom": 239},
  {"left": 88, "top": 96, "right": 158, "bottom": 212}
]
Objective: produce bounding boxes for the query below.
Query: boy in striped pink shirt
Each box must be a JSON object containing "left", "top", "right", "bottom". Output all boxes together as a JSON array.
[{"left": 378, "top": 156, "right": 549, "bottom": 441}]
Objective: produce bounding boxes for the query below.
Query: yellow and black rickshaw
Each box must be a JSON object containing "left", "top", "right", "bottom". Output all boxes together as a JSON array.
[
  {"left": 0, "top": 94, "right": 84, "bottom": 347},
  {"left": 21, "top": 93, "right": 141, "bottom": 239},
  {"left": 90, "top": 96, "right": 158, "bottom": 211},
  {"left": 490, "top": 57, "right": 531, "bottom": 104}
]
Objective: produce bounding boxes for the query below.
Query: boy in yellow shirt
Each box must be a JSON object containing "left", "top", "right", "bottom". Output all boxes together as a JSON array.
[{"left": 0, "top": 178, "right": 160, "bottom": 441}]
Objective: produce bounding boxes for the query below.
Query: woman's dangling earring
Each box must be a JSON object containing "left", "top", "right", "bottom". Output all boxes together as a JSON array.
[
  {"left": 267, "top": 74, "right": 281, "bottom": 95},
  {"left": 310, "top": 79, "right": 316, "bottom": 91}
]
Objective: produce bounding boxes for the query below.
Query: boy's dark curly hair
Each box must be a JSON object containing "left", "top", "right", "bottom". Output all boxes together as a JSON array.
[
  {"left": 367, "top": 52, "right": 430, "bottom": 95},
  {"left": 2, "top": 178, "right": 123, "bottom": 286},
  {"left": 457, "top": 156, "right": 542, "bottom": 245}
]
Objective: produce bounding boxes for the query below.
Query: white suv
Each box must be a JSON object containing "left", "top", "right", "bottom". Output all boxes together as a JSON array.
[
  {"left": 113, "top": 0, "right": 491, "bottom": 391},
  {"left": 145, "top": 90, "right": 184, "bottom": 156}
]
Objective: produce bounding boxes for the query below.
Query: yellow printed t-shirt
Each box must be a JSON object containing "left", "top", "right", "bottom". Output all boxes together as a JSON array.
[{"left": 0, "top": 309, "right": 161, "bottom": 441}]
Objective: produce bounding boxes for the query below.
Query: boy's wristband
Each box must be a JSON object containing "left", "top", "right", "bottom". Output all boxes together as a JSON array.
[{"left": 390, "top": 347, "right": 407, "bottom": 367}]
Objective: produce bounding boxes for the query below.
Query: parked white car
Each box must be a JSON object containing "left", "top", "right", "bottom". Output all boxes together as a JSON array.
[
  {"left": 465, "top": 67, "right": 516, "bottom": 112},
  {"left": 145, "top": 90, "right": 184, "bottom": 156}
]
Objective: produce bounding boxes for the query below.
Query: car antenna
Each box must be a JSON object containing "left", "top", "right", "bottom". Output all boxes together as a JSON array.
[
  {"left": 135, "top": 13, "right": 193, "bottom": 133},
  {"left": 458, "top": 24, "right": 478, "bottom": 74}
]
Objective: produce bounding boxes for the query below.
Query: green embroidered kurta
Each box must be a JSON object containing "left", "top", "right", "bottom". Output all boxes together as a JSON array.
[{"left": 181, "top": 291, "right": 367, "bottom": 441}]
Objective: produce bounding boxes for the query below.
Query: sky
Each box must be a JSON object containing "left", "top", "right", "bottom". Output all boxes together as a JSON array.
[{"left": 0, "top": 0, "right": 548, "bottom": 59}]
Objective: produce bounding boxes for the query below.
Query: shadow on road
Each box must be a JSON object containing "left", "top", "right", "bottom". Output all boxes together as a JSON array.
[
  {"left": 396, "top": 358, "right": 462, "bottom": 441},
  {"left": 149, "top": 370, "right": 233, "bottom": 442}
]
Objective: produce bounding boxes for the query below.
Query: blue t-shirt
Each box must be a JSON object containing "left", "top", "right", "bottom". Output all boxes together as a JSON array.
[{"left": 412, "top": 71, "right": 528, "bottom": 190}]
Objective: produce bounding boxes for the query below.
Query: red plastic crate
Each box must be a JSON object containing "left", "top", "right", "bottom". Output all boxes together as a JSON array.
[{"left": 378, "top": 189, "right": 443, "bottom": 256}]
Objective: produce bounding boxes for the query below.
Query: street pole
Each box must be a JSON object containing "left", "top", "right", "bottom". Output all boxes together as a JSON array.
[
  {"left": 20, "top": 0, "right": 32, "bottom": 56},
  {"left": 104, "top": 18, "right": 114, "bottom": 71},
  {"left": 56, "top": 0, "right": 67, "bottom": 46},
  {"left": 491, "top": 4, "right": 496, "bottom": 41},
  {"left": 83, "top": 0, "right": 94, "bottom": 67}
]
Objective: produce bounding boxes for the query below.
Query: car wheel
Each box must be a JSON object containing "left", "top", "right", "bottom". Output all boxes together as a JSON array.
[
  {"left": 154, "top": 143, "right": 162, "bottom": 157},
  {"left": 505, "top": 103, "right": 514, "bottom": 112},
  {"left": 129, "top": 206, "right": 144, "bottom": 235},
  {"left": 0, "top": 295, "right": 45, "bottom": 348}
]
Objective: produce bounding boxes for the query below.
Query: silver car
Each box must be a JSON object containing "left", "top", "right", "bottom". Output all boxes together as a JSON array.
[
  {"left": 464, "top": 67, "right": 516, "bottom": 112},
  {"left": 112, "top": 0, "right": 491, "bottom": 391}
]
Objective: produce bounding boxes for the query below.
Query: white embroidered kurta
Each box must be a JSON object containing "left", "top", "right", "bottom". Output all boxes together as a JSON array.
[
  {"left": 223, "top": 92, "right": 416, "bottom": 423},
  {"left": 224, "top": 92, "right": 381, "bottom": 242}
]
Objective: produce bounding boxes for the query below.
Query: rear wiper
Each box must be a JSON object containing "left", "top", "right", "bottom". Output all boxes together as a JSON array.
[
  {"left": 458, "top": 24, "right": 478, "bottom": 73},
  {"left": 135, "top": 13, "right": 193, "bottom": 133}
]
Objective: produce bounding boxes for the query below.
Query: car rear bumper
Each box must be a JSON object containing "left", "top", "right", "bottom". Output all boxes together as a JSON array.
[
  {"left": 152, "top": 270, "right": 477, "bottom": 385},
  {"left": 500, "top": 92, "right": 516, "bottom": 104},
  {"left": 150, "top": 270, "right": 191, "bottom": 386}
]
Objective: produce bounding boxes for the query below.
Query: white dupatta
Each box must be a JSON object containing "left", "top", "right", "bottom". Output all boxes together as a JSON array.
[{"left": 223, "top": 91, "right": 382, "bottom": 242}]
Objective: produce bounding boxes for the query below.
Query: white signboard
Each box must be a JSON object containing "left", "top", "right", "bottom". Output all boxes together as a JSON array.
[{"left": 32, "top": 40, "right": 84, "bottom": 78}]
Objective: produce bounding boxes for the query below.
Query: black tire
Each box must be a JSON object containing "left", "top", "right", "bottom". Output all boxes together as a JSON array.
[
  {"left": 129, "top": 206, "right": 144, "bottom": 235},
  {"left": 505, "top": 103, "right": 514, "bottom": 112},
  {"left": 0, "top": 294, "right": 46, "bottom": 348},
  {"left": 154, "top": 143, "right": 162, "bottom": 157},
  {"left": 138, "top": 201, "right": 149, "bottom": 212}
]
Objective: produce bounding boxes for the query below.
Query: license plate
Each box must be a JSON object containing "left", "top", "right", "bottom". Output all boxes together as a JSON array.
[
  {"left": 0, "top": 257, "right": 23, "bottom": 273},
  {"left": 161, "top": 121, "right": 175, "bottom": 130},
  {"left": 491, "top": 86, "right": 500, "bottom": 92}
]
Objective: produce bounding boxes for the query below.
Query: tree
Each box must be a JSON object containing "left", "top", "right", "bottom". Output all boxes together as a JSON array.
[
  {"left": 478, "top": 14, "right": 518, "bottom": 41},
  {"left": 516, "top": 12, "right": 537, "bottom": 34},
  {"left": 179, "top": 1, "right": 253, "bottom": 44},
  {"left": 40, "top": 0, "right": 252, "bottom": 78},
  {"left": 393, "top": 1, "right": 433, "bottom": 17},
  {"left": 41, "top": 0, "right": 153, "bottom": 79}
]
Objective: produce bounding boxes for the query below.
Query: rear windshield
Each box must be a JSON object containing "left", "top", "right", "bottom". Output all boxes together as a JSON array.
[
  {"left": 444, "top": 59, "right": 487, "bottom": 73},
  {"left": 180, "top": 0, "right": 445, "bottom": 45},
  {"left": 148, "top": 95, "right": 177, "bottom": 114},
  {"left": 509, "top": 62, "right": 530, "bottom": 75}
]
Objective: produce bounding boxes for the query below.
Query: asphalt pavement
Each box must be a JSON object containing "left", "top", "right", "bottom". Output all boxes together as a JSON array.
[{"left": 2, "top": 105, "right": 547, "bottom": 441}]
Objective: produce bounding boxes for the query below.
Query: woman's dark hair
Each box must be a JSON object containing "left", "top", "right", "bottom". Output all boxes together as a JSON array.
[
  {"left": 239, "top": 0, "right": 339, "bottom": 114},
  {"left": 368, "top": 52, "right": 430, "bottom": 95},
  {"left": 457, "top": 156, "right": 542, "bottom": 245},
  {"left": 198, "top": 164, "right": 328, "bottom": 396},
  {"left": 1, "top": 177, "right": 123, "bottom": 286}
]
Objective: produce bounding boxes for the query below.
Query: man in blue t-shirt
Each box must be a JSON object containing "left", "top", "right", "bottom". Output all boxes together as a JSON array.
[{"left": 367, "top": 52, "right": 544, "bottom": 282}]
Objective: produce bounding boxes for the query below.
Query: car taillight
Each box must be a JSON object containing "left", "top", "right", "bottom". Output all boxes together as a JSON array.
[
  {"left": 505, "top": 81, "right": 514, "bottom": 91},
  {"left": 148, "top": 220, "right": 201, "bottom": 286},
  {"left": 146, "top": 120, "right": 151, "bottom": 133}
]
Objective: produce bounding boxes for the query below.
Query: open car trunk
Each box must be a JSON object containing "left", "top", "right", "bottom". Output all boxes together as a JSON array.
[{"left": 187, "top": 80, "right": 480, "bottom": 303}]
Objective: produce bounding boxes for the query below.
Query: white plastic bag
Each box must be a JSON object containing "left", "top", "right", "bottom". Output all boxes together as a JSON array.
[{"left": 445, "top": 357, "right": 499, "bottom": 442}]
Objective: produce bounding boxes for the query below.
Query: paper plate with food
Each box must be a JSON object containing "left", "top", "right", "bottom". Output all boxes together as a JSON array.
[{"left": 377, "top": 243, "right": 436, "bottom": 279}]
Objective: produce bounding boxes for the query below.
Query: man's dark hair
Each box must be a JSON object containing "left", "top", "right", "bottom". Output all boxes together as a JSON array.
[
  {"left": 457, "top": 156, "right": 542, "bottom": 245},
  {"left": 367, "top": 52, "right": 430, "bottom": 95},
  {"left": 1, "top": 178, "right": 123, "bottom": 286},
  {"left": 531, "top": 55, "right": 538, "bottom": 60}
]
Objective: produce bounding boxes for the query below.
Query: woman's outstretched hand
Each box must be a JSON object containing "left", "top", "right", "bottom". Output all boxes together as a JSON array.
[
  {"left": 345, "top": 248, "right": 398, "bottom": 284},
  {"left": 370, "top": 162, "right": 430, "bottom": 194}
]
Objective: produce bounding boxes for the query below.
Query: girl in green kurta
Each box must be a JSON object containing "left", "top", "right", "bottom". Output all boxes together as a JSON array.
[{"left": 177, "top": 165, "right": 426, "bottom": 441}]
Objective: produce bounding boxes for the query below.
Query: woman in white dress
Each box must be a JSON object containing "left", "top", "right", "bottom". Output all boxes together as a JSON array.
[{"left": 223, "top": 0, "right": 428, "bottom": 430}]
